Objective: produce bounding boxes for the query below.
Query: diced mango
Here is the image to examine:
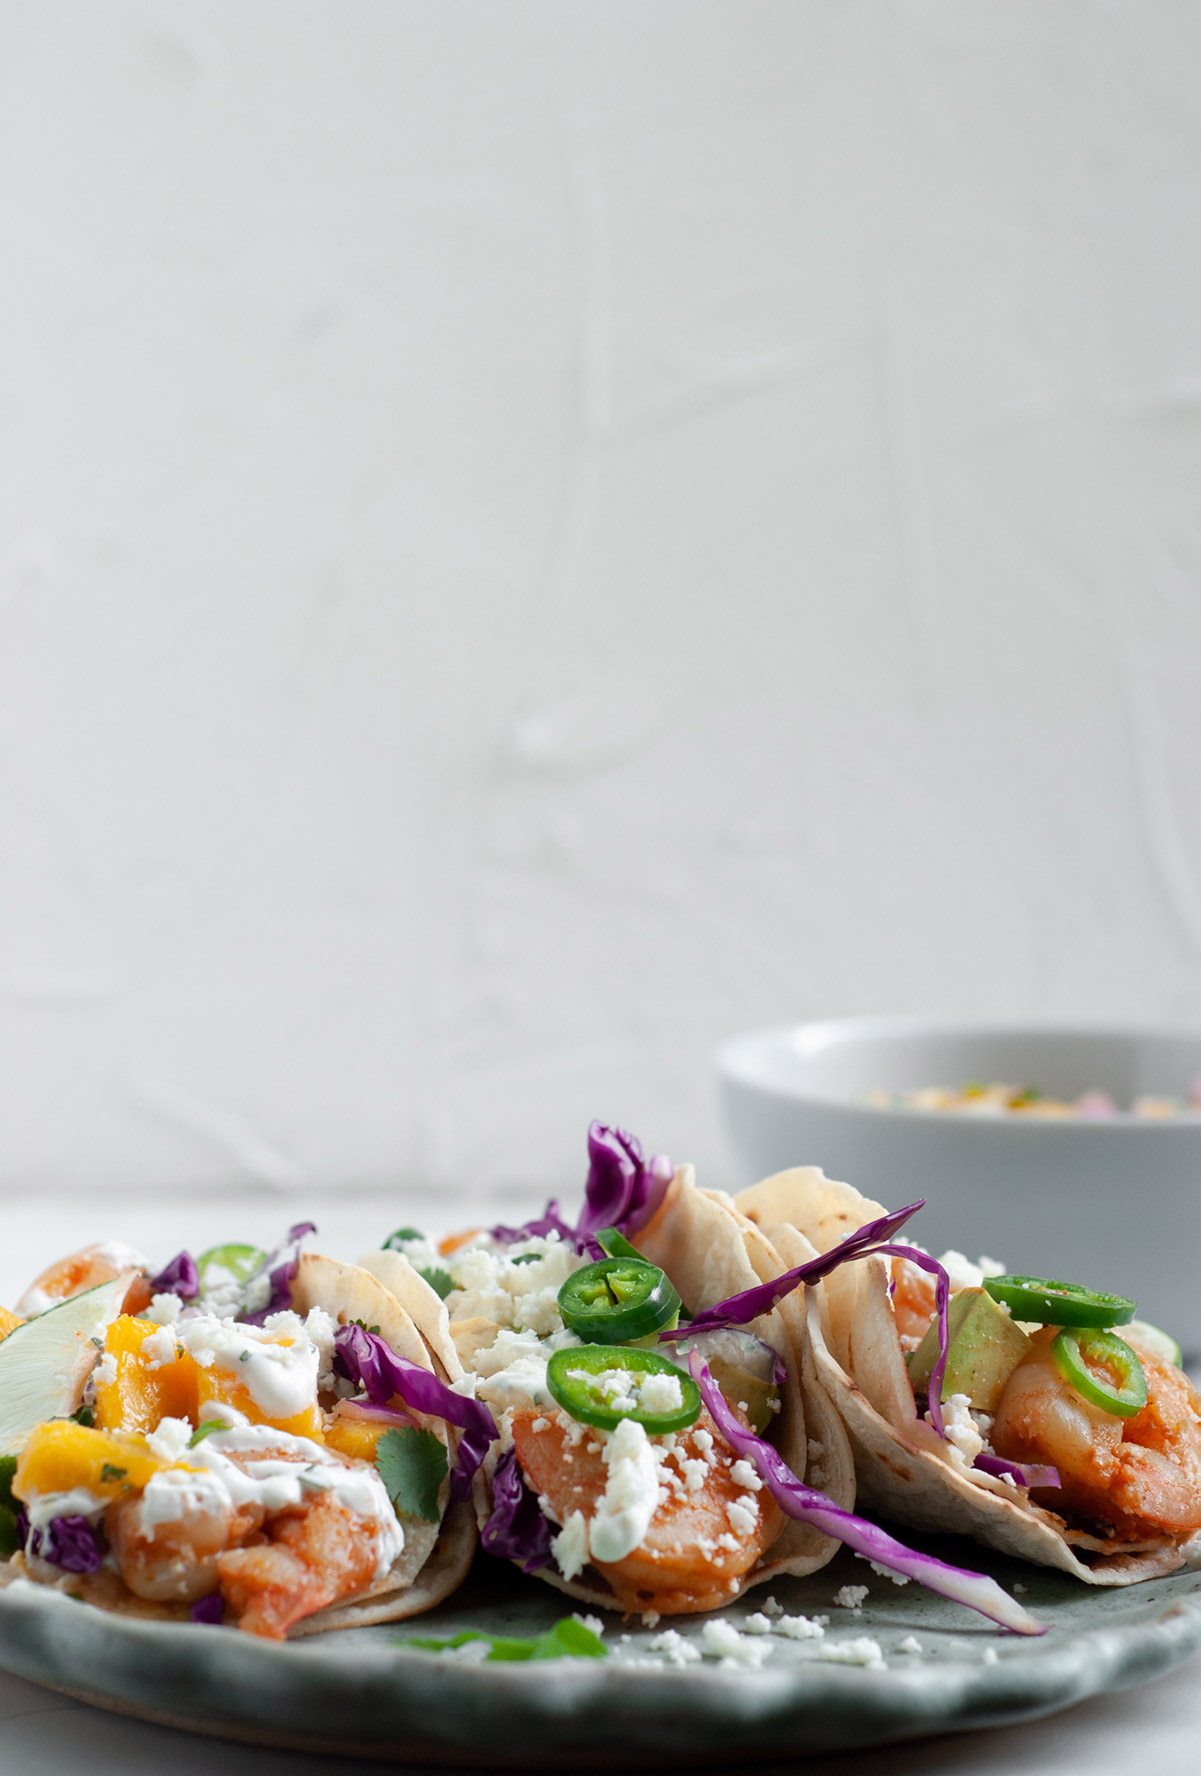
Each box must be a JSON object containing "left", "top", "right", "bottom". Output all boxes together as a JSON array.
[
  {"left": 95, "top": 1316, "right": 200, "bottom": 1433},
  {"left": 324, "top": 1410, "right": 389, "bottom": 1465},
  {"left": 195, "top": 1367, "right": 322, "bottom": 1444},
  {"left": 0, "top": 1307, "right": 22, "bottom": 1342},
  {"left": 13, "top": 1420, "right": 161, "bottom": 1505}
]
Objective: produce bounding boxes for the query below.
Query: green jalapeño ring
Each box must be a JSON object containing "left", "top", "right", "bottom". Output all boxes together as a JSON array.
[
  {"left": 984, "top": 1275, "right": 1136, "bottom": 1329},
  {"left": 546, "top": 1345, "right": 701, "bottom": 1435},
  {"left": 558, "top": 1257, "right": 682, "bottom": 1344},
  {"left": 1051, "top": 1327, "right": 1147, "bottom": 1419}
]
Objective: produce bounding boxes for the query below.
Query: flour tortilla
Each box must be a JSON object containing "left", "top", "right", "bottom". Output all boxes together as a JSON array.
[
  {"left": 392, "top": 1166, "right": 855, "bottom": 1612},
  {"left": 736, "top": 1167, "right": 1195, "bottom": 1586},
  {"left": 1, "top": 1254, "right": 475, "bottom": 1630}
]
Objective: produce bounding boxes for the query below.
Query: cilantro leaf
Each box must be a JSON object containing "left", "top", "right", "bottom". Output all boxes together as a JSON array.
[
  {"left": 0, "top": 1455, "right": 17, "bottom": 1512},
  {"left": 404, "top": 1617, "right": 606, "bottom": 1662},
  {"left": 417, "top": 1266, "right": 454, "bottom": 1300},
  {"left": 99, "top": 1464, "right": 128, "bottom": 1484},
  {"left": 383, "top": 1227, "right": 424, "bottom": 1250},
  {"left": 189, "top": 1421, "right": 226, "bottom": 1448},
  {"left": 0, "top": 1506, "right": 20, "bottom": 1559},
  {"left": 375, "top": 1426, "right": 447, "bottom": 1524}
]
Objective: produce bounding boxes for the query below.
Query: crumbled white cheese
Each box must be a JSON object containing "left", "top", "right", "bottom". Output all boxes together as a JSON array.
[
  {"left": 776, "top": 1613, "right": 827, "bottom": 1640},
  {"left": 982, "top": 1645, "right": 999, "bottom": 1664},
  {"left": 445, "top": 1235, "right": 585, "bottom": 1338},
  {"left": 471, "top": 1327, "right": 576, "bottom": 1415},
  {"left": 741, "top": 1612, "right": 773, "bottom": 1635},
  {"left": 648, "top": 1628, "right": 702, "bottom": 1664},
  {"left": 143, "top": 1292, "right": 184, "bottom": 1326},
  {"left": 833, "top": 1584, "right": 869, "bottom": 1611},
  {"left": 1013, "top": 1582, "right": 1027, "bottom": 1594},
  {"left": 761, "top": 1595, "right": 783, "bottom": 1619},
  {"left": 302, "top": 1305, "right": 339, "bottom": 1394},
  {"left": 589, "top": 1419, "right": 662, "bottom": 1564},
  {"left": 140, "top": 1323, "right": 180, "bottom": 1371},
  {"left": 727, "top": 1498, "right": 759, "bottom": 1536},
  {"left": 858, "top": 1557, "right": 910, "bottom": 1586},
  {"left": 641, "top": 1610, "right": 660, "bottom": 1628},
  {"left": 811, "top": 1636, "right": 884, "bottom": 1668},
  {"left": 937, "top": 1251, "right": 1006, "bottom": 1293},
  {"left": 928, "top": 1393, "right": 986, "bottom": 1469},
  {"left": 637, "top": 1370, "right": 684, "bottom": 1415},
  {"left": 730, "top": 1459, "right": 762, "bottom": 1492},
  {"left": 91, "top": 1351, "right": 118, "bottom": 1389},
  {"left": 679, "top": 1456, "right": 708, "bottom": 1492},
  {"left": 551, "top": 1511, "right": 590, "bottom": 1582},
  {"left": 700, "top": 1619, "right": 772, "bottom": 1667},
  {"left": 897, "top": 1635, "right": 923, "bottom": 1654},
  {"left": 531, "top": 1416, "right": 549, "bottom": 1433},
  {"left": 573, "top": 1613, "right": 604, "bottom": 1636},
  {"left": 145, "top": 1416, "right": 194, "bottom": 1463}
]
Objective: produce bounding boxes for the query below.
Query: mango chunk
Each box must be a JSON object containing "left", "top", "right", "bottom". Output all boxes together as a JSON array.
[
  {"left": 324, "top": 1407, "right": 390, "bottom": 1465},
  {"left": 13, "top": 1419, "right": 161, "bottom": 1505},
  {"left": 195, "top": 1368, "right": 322, "bottom": 1444},
  {"left": 95, "top": 1316, "right": 200, "bottom": 1433},
  {"left": 0, "top": 1308, "right": 22, "bottom": 1342}
]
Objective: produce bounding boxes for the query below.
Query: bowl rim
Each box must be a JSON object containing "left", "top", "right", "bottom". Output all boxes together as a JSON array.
[{"left": 715, "top": 1015, "right": 1201, "bottom": 1129}]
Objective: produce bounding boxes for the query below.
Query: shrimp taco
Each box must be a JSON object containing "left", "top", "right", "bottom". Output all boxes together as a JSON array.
[
  {"left": 361, "top": 1125, "right": 1044, "bottom": 1635},
  {"left": 0, "top": 1224, "right": 482, "bottom": 1636},
  {"left": 735, "top": 1166, "right": 1201, "bottom": 1586}
]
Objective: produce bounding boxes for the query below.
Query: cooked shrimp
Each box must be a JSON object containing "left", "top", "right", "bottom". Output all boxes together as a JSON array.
[
  {"left": 992, "top": 1327, "right": 1201, "bottom": 1540},
  {"left": 216, "top": 1489, "right": 381, "bottom": 1639},
  {"left": 891, "top": 1257, "right": 937, "bottom": 1350},
  {"left": 17, "top": 1243, "right": 151, "bottom": 1317},
  {"left": 106, "top": 1472, "right": 264, "bottom": 1603},
  {"left": 510, "top": 1406, "right": 783, "bottom": 1615}
]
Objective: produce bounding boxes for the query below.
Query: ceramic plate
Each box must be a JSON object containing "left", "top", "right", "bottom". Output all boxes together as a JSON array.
[{"left": 1, "top": 1536, "right": 1198, "bottom": 1766}]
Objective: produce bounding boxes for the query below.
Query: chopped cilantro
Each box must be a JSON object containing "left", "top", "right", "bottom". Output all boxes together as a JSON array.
[
  {"left": 0, "top": 1455, "right": 17, "bottom": 1511},
  {"left": 511, "top": 1253, "right": 541, "bottom": 1266},
  {"left": 89, "top": 1337, "right": 103, "bottom": 1350},
  {"left": 71, "top": 1406, "right": 95, "bottom": 1427},
  {"left": 375, "top": 1426, "right": 447, "bottom": 1524},
  {"left": 404, "top": 1617, "right": 606, "bottom": 1662},
  {"left": 99, "top": 1464, "right": 128, "bottom": 1484},
  {"left": 417, "top": 1266, "right": 454, "bottom": 1300},
  {"left": 350, "top": 1318, "right": 382, "bottom": 1335},
  {"left": 239, "top": 1350, "right": 251, "bottom": 1362},
  {"left": 189, "top": 1421, "right": 226, "bottom": 1448}
]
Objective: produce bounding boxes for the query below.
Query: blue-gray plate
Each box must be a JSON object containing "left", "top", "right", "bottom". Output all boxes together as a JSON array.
[{"left": 1, "top": 1538, "right": 1198, "bottom": 1765}]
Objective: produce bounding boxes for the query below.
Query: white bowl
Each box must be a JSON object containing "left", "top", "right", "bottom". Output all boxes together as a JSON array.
[{"left": 717, "top": 1017, "right": 1201, "bottom": 1354}]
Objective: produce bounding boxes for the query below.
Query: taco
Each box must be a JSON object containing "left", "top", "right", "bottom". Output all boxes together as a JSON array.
[
  {"left": 362, "top": 1124, "right": 1043, "bottom": 1634},
  {"left": 735, "top": 1166, "right": 1201, "bottom": 1585},
  {"left": 0, "top": 1224, "right": 478, "bottom": 1636}
]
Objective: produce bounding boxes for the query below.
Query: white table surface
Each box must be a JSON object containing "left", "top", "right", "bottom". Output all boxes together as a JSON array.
[{"left": 1, "top": 1191, "right": 1198, "bottom": 1776}]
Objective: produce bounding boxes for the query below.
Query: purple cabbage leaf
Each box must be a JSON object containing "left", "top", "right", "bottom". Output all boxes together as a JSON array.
[
  {"left": 149, "top": 1250, "right": 200, "bottom": 1301},
  {"left": 333, "top": 1324, "right": 496, "bottom": 1503},
  {"left": 240, "top": 1222, "right": 317, "bottom": 1325},
  {"left": 973, "top": 1452, "right": 1061, "bottom": 1491},
  {"left": 191, "top": 1592, "right": 224, "bottom": 1625},
  {"left": 27, "top": 1514, "right": 102, "bottom": 1575},
  {"left": 491, "top": 1121, "right": 673, "bottom": 1255},
  {"left": 479, "top": 1447, "right": 555, "bottom": 1572},
  {"left": 689, "top": 1351, "right": 1044, "bottom": 1636}
]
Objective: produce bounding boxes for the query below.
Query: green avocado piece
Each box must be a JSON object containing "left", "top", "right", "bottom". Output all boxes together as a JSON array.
[{"left": 906, "top": 1286, "right": 1032, "bottom": 1413}]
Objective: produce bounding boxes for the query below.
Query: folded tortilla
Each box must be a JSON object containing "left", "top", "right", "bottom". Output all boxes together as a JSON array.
[
  {"left": 736, "top": 1166, "right": 1196, "bottom": 1585},
  {"left": 373, "top": 1167, "right": 856, "bottom": 1611}
]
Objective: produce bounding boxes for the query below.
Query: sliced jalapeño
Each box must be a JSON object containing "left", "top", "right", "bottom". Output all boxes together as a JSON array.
[
  {"left": 546, "top": 1345, "right": 701, "bottom": 1435},
  {"left": 1051, "top": 1327, "right": 1147, "bottom": 1419},
  {"left": 558, "top": 1257, "right": 681, "bottom": 1344},
  {"left": 984, "top": 1275, "right": 1136, "bottom": 1329}
]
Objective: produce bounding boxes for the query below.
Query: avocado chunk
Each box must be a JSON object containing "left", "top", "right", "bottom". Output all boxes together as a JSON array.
[{"left": 906, "top": 1286, "right": 1032, "bottom": 1413}]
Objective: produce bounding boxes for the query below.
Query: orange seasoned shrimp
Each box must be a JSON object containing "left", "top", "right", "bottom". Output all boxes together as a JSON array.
[
  {"left": 891, "top": 1256, "right": 937, "bottom": 1350},
  {"left": 992, "top": 1328, "right": 1201, "bottom": 1541},
  {"left": 106, "top": 1476, "right": 264, "bottom": 1603},
  {"left": 510, "top": 1406, "right": 783, "bottom": 1615},
  {"left": 17, "top": 1243, "right": 151, "bottom": 1317},
  {"left": 216, "top": 1488, "right": 381, "bottom": 1639}
]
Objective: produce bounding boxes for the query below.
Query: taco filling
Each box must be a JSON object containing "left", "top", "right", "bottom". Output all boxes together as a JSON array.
[{"left": 0, "top": 1228, "right": 472, "bottom": 1636}]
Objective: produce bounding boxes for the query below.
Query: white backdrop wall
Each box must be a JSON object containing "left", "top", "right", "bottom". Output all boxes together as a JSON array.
[{"left": 2, "top": 0, "right": 1200, "bottom": 1206}]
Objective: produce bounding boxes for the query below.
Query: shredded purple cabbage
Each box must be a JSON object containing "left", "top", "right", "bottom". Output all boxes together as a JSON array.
[
  {"left": 28, "top": 1514, "right": 103, "bottom": 1575},
  {"left": 240, "top": 1222, "right": 317, "bottom": 1325},
  {"left": 149, "top": 1251, "right": 199, "bottom": 1300},
  {"left": 688, "top": 1352, "right": 1044, "bottom": 1635},
  {"left": 973, "top": 1452, "right": 1061, "bottom": 1491},
  {"left": 191, "top": 1592, "right": 223, "bottom": 1625},
  {"left": 490, "top": 1199, "right": 584, "bottom": 1250},
  {"left": 659, "top": 1200, "right": 924, "bottom": 1340},
  {"left": 491, "top": 1121, "right": 673, "bottom": 1255},
  {"left": 479, "top": 1447, "right": 555, "bottom": 1572},
  {"left": 333, "top": 1324, "right": 497, "bottom": 1502}
]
